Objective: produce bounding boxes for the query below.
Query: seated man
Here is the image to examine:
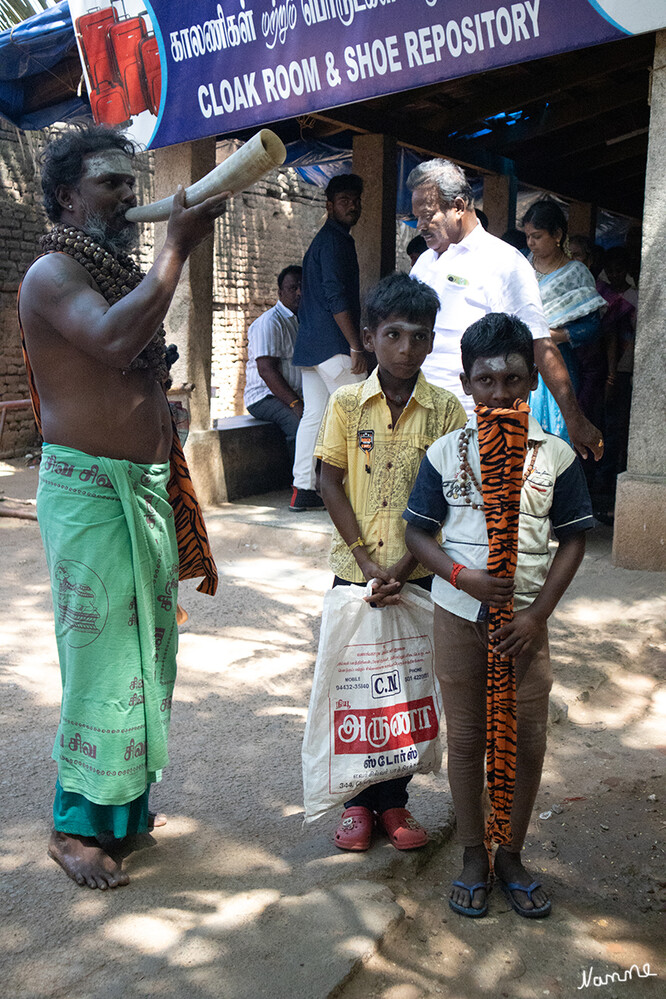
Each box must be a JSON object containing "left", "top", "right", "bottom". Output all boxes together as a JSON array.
[{"left": 244, "top": 265, "right": 303, "bottom": 462}]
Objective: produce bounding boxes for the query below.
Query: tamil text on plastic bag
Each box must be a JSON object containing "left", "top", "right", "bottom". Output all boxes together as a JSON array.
[{"left": 302, "top": 582, "right": 442, "bottom": 823}]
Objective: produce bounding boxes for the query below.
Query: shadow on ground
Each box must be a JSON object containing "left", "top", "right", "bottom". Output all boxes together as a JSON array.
[{"left": 1, "top": 468, "right": 664, "bottom": 999}]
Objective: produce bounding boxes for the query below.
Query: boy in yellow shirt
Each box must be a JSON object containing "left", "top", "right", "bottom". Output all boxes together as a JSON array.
[{"left": 315, "top": 271, "right": 466, "bottom": 851}]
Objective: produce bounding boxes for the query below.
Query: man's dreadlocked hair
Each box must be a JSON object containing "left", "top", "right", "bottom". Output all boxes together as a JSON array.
[{"left": 41, "top": 122, "right": 136, "bottom": 222}]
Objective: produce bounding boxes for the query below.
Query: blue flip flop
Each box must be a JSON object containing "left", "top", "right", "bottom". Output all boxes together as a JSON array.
[
  {"left": 448, "top": 880, "right": 489, "bottom": 918},
  {"left": 498, "top": 879, "right": 552, "bottom": 919}
]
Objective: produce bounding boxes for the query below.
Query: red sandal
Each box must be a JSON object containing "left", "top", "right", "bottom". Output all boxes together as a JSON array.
[
  {"left": 334, "top": 806, "right": 374, "bottom": 851},
  {"left": 379, "top": 808, "right": 428, "bottom": 850}
]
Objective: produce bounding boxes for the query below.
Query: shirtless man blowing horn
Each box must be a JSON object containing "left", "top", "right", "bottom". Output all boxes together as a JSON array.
[{"left": 18, "top": 123, "right": 228, "bottom": 890}]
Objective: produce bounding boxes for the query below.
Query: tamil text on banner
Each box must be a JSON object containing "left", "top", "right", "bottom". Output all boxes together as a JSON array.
[{"left": 68, "top": 2, "right": 666, "bottom": 150}]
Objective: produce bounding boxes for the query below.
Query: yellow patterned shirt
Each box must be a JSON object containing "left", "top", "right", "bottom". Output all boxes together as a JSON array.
[{"left": 315, "top": 369, "right": 466, "bottom": 582}]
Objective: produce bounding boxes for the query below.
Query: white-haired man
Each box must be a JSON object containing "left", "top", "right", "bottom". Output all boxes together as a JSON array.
[{"left": 407, "top": 159, "right": 602, "bottom": 459}]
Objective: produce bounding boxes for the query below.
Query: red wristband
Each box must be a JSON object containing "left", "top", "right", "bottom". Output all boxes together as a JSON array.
[{"left": 449, "top": 562, "right": 465, "bottom": 589}]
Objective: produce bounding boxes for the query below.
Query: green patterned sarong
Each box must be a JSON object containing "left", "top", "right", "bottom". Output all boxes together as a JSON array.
[{"left": 37, "top": 445, "right": 178, "bottom": 806}]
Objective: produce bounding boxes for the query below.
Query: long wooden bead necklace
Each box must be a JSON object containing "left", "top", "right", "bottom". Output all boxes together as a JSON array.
[
  {"left": 40, "top": 225, "right": 168, "bottom": 381},
  {"left": 446, "top": 428, "right": 542, "bottom": 510}
]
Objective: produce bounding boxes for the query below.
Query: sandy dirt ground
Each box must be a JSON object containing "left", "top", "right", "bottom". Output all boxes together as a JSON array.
[
  {"left": 1, "top": 457, "right": 664, "bottom": 999},
  {"left": 334, "top": 518, "right": 666, "bottom": 999},
  {"left": 336, "top": 673, "right": 665, "bottom": 999}
]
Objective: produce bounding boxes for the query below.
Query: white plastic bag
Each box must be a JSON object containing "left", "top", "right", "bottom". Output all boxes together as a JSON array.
[{"left": 302, "top": 582, "right": 443, "bottom": 823}]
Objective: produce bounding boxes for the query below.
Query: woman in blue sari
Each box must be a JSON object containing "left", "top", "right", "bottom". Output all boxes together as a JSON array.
[{"left": 522, "top": 200, "right": 605, "bottom": 442}]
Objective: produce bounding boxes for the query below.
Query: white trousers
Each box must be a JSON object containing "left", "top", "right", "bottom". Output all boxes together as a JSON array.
[{"left": 292, "top": 354, "right": 365, "bottom": 490}]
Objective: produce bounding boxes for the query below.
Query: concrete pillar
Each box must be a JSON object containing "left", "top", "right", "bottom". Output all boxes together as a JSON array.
[
  {"left": 567, "top": 200, "right": 596, "bottom": 241},
  {"left": 153, "top": 137, "right": 227, "bottom": 505},
  {"left": 613, "top": 31, "right": 666, "bottom": 570},
  {"left": 352, "top": 134, "right": 397, "bottom": 302},
  {"left": 482, "top": 173, "right": 517, "bottom": 237}
]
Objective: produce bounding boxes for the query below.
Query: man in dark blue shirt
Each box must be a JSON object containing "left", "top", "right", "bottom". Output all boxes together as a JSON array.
[{"left": 290, "top": 174, "right": 367, "bottom": 511}]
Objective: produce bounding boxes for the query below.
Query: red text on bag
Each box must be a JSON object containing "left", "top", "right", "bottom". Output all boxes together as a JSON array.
[{"left": 334, "top": 697, "right": 438, "bottom": 754}]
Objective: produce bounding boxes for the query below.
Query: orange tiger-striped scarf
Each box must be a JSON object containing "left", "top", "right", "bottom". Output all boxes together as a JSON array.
[
  {"left": 476, "top": 400, "right": 530, "bottom": 857},
  {"left": 17, "top": 253, "right": 218, "bottom": 596}
]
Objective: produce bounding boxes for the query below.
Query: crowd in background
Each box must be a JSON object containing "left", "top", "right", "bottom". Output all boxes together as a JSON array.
[
  {"left": 250, "top": 188, "right": 639, "bottom": 526},
  {"left": 498, "top": 204, "right": 638, "bottom": 524}
]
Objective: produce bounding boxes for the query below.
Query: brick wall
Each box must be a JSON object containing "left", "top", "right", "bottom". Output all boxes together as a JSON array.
[
  {"left": 0, "top": 122, "right": 155, "bottom": 459},
  {"left": 211, "top": 142, "right": 327, "bottom": 421},
  {"left": 0, "top": 122, "right": 47, "bottom": 458},
  {"left": 209, "top": 140, "right": 413, "bottom": 422}
]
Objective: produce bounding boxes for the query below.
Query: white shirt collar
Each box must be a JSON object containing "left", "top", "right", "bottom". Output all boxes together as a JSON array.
[
  {"left": 447, "top": 220, "right": 483, "bottom": 257},
  {"left": 428, "top": 219, "right": 483, "bottom": 262},
  {"left": 275, "top": 299, "right": 295, "bottom": 319}
]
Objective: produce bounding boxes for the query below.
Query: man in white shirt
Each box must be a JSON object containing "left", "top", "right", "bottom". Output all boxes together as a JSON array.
[
  {"left": 408, "top": 160, "right": 603, "bottom": 460},
  {"left": 244, "top": 265, "right": 303, "bottom": 461}
]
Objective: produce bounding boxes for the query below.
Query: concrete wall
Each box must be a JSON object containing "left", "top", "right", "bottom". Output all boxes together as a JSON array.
[{"left": 612, "top": 30, "right": 666, "bottom": 570}]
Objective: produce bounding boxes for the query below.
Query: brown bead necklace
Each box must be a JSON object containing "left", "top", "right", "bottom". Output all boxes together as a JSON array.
[
  {"left": 446, "top": 428, "right": 542, "bottom": 510},
  {"left": 40, "top": 225, "right": 168, "bottom": 382}
]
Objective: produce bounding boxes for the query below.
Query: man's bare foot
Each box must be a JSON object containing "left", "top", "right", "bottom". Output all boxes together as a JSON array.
[
  {"left": 148, "top": 811, "right": 167, "bottom": 830},
  {"left": 494, "top": 845, "right": 551, "bottom": 914},
  {"left": 48, "top": 831, "right": 130, "bottom": 889},
  {"left": 450, "top": 843, "right": 490, "bottom": 911}
]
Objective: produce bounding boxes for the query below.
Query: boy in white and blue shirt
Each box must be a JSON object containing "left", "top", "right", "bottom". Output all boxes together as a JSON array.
[{"left": 405, "top": 313, "right": 593, "bottom": 920}]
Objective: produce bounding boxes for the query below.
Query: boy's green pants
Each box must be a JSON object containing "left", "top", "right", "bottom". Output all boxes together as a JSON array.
[{"left": 37, "top": 445, "right": 178, "bottom": 836}]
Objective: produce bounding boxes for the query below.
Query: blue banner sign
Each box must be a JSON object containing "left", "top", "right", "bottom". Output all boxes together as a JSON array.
[{"left": 70, "top": 1, "right": 666, "bottom": 149}]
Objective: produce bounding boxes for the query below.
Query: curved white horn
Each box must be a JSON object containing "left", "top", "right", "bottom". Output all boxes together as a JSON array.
[{"left": 126, "top": 129, "right": 287, "bottom": 222}]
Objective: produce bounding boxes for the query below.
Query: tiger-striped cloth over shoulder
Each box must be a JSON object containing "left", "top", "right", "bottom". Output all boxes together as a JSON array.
[
  {"left": 476, "top": 400, "right": 530, "bottom": 857},
  {"left": 17, "top": 253, "right": 218, "bottom": 597},
  {"left": 166, "top": 421, "right": 217, "bottom": 594}
]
